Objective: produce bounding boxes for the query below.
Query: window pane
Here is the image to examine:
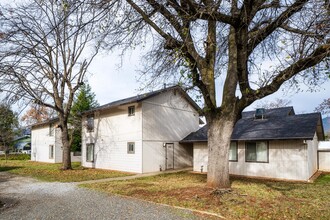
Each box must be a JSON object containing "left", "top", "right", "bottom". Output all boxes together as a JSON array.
[
  {"left": 127, "top": 142, "right": 135, "bottom": 154},
  {"left": 49, "top": 145, "right": 54, "bottom": 159},
  {"left": 246, "top": 142, "right": 256, "bottom": 161},
  {"left": 257, "top": 142, "right": 268, "bottom": 162},
  {"left": 87, "top": 117, "right": 94, "bottom": 132},
  {"left": 86, "top": 144, "right": 94, "bottom": 162},
  {"left": 49, "top": 124, "right": 54, "bottom": 136},
  {"left": 229, "top": 142, "right": 237, "bottom": 161},
  {"left": 128, "top": 106, "right": 135, "bottom": 116}
]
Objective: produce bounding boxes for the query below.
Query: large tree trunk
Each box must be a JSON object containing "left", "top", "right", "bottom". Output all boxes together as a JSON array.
[
  {"left": 207, "top": 114, "right": 237, "bottom": 188},
  {"left": 61, "top": 122, "right": 72, "bottom": 170}
]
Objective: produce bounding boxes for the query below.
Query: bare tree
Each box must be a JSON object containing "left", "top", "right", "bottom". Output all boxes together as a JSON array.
[
  {"left": 104, "top": 0, "right": 330, "bottom": 188},
  {"left": 257, "top": 98, "right": 292, "bottom": 109},
  {"left": 0, "top": 0, "right": 110, "bottom": 169},
  {"left": 315, "top": 98, "right": 330, "bottom": 114}
]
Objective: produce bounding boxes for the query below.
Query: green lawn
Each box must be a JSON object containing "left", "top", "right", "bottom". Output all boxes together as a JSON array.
[
  {"left": 82, "top": 172, "right": 330, "bottom": 219},
  {"left": 0, "top": 160, "right": 133, "bottom": 182}
]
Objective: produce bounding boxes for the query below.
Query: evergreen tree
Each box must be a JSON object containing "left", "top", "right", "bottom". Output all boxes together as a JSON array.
[
  {"left": 0, "top": 104, "right": 18, "bottom": 153},
  {"left": 70, "top": 84, "right": 99, "bottom": 152}
]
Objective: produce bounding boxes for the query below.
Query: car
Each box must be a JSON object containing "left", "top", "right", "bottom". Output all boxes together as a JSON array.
[{"left": 22, "top": 144, "right": 31, "bottom": 154}]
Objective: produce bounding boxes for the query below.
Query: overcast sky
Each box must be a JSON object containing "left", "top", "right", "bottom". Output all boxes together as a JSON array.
[
  {"left": 2, "top": 0, "right": 329, "bottom": 118},
  {"left": 87, "top": 49, "right": 330, "bottom": 117}
]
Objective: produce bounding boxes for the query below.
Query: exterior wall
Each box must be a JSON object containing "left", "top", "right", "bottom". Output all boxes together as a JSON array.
[
  {"left": 141, "top": 90, "right": 198, "bottom": 173},
  {"left": 193, "top": 139, "right": 311, "bottom": 181},
  {"left": 54, "top": 128, "right": 63, "bottom": 163},
  {"left": 306, "top": 133, "right": 318, "bottom": 178},
  {"left": 193, "top": 142, "right": 208, "bottom": 172},
  {"left": 319, "top": 141, "right": 330, "bottom": 150},
  {"left": 142, "top": 142, "right": 193, "bottom": 173},
  {"left": 31, "top": 125, "right": 61, "bottom": 163},
  {"left": 82, "top": 103, "right": 143, "bottom": 173},
  {"left": 319, "top": 151, "right": 330, "bottom": 171}
]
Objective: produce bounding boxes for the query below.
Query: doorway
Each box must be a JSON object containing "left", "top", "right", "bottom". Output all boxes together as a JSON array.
[{"left": 165, "top": 143, "right": 174, "bottom": 170}]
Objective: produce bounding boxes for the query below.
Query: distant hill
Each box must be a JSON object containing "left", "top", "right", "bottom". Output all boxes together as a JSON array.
[{"left": 323, "top": 117, "right": 330, "bottom": 134}]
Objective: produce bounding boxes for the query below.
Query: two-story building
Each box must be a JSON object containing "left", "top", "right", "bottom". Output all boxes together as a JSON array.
[{"left": 81, "top": 86, "right": 200, "bottom": 173}]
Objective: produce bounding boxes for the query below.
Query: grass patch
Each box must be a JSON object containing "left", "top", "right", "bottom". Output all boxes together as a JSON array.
[
  {"left": 0, "top": 160, "right": 133, "bottom": 182},
  {"left": 82, "top": 172, "right": 330, "bottom": 219},
  {"left": 0, "top": 154, "right": 31, "bottom": 160}
]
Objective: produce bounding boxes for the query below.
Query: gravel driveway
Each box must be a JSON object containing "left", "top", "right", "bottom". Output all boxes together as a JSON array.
[{"left": 0, "top": 172, "right": 205, "bottom": 220}]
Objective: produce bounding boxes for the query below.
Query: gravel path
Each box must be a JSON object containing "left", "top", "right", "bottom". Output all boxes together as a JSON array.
[{"left": 0, "top": 172, "right": 206, "bottom": 220}]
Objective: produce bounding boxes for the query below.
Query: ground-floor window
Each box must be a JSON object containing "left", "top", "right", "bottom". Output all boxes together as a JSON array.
[
  {"left": 229, "top": 142, "right": 238, "bottom": 161},
  {"left": 86, "top": 143, "right": 94, "bottom": 162},
  {"left": 127, "top": 142, "right": 135, "bottom": 154},
  {"left": 245, "top": 141, "right": 268, "bottom": 162},
  {"left": 49, "top": 145, "right": 54, "bottom": 159}
]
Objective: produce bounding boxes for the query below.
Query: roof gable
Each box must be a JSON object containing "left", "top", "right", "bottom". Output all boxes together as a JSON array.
[{"left": 83, "top": 86, "right": 201, "bottom": 114}]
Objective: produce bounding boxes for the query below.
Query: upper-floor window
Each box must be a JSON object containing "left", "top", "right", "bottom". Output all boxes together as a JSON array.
[
  {"left": 128, "top": 106, "right": 135, "bottom": 116},
  {"left": 49, "top": 123, "right": 54, "bottom": 136},
  {"left": 86, "top": 115, "right": 94, "bottom": 132},
  {"left": 229, "top": 142, "right": 238, "bottom": 162},
  {"left": 245, "top": 141, "right": 268, "bottom": 163}
]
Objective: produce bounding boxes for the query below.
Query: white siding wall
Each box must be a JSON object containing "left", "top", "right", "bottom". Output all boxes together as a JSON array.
[
  {"left": 31, "top": 125, "right": 60, "bottom": 163},
  {"left": 82, "top": 104, "right": 143, "bottom": 173},
  {"left": 141, "top": 90, "right": 198, "bottom": 173},
  {"left": 307, "top": 133, "right": 318, "bottom": 178},
  {"left": 319, "top": 151, "right": 330, "bottom": 171},
  {"left": 54, "top": 128, "right": 63, "bottom": 163},
  {"left": 193, "top": 140, "right": 310, "bottom": 181},
  {"left": 193, "top": 142, "right": 208, "bottom": 172}
]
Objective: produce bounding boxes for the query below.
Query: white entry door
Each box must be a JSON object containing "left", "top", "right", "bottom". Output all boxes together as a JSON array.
[{"left": 166, "top": 143, "right": 174, "bottom": 170}]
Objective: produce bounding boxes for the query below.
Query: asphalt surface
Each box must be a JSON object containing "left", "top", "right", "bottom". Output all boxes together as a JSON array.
[{"left": 0, "top": 172, "right": 206, "bottom": 220}]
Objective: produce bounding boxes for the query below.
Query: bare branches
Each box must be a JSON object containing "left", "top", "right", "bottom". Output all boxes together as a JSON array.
[
  {"left": 241, "top": 40, "right": 330, "bottom": 107},
  {"left": 248, "top": 0, "right": 309, "bottom": 55}
]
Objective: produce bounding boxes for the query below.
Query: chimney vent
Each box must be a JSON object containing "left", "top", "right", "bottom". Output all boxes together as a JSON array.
[{"left": 255, "top": 108, "right": 266, "bottom": 119}]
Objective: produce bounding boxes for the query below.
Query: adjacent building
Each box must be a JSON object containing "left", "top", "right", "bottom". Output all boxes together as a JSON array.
[{"left": 181, "top": 107, "right": 325, "bottom": 181}]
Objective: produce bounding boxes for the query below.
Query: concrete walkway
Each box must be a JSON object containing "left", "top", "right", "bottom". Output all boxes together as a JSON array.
[{"left": 76, "top": 167, "right": 193, "bottom": 184}]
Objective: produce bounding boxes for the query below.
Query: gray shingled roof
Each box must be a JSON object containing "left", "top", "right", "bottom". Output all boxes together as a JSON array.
[
  {"left": 83, "top": 85, "right": 201, "bottom": 115},
  {"left": 181, "top": 107, "right": 324, "bottom": 142}
]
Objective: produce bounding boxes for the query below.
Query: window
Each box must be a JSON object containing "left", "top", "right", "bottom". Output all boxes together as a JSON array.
[
  {"left": 245, "top": 141, "right": 268, "bottom": 162},
  {"left": 86, "top": 115, "right": 94, "bottom": 132},
  {"left": 86, "top": 143, "right": 94, "bottom": 162},
  {"left": 229, "top": 142, "right": 238, "bottom": 161},
  {"left": 128, "top": 106, "right": 135, "bottom": 116},
  {"left": 127, "top": 142, "right": 135, "bottom": 154},
  {"left": 49, "top": 123, "right": 54, "bottom": 136},
  {"left": 49, "top": 145, "right": 54, "bottom": 159}
]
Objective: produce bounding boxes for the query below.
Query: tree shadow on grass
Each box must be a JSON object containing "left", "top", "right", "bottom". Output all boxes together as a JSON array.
[
  {"left": 0, "top": 167, "right": 22, "bottom": 172},
  {"left": 230, "top": 175, "right": 299, "bottom": 193}
]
